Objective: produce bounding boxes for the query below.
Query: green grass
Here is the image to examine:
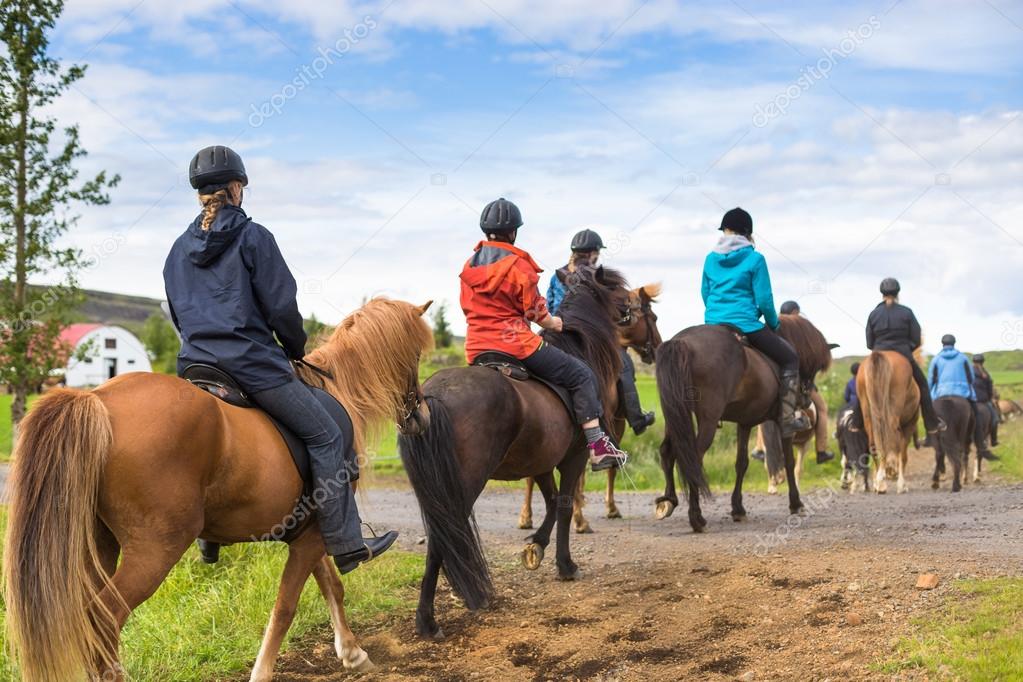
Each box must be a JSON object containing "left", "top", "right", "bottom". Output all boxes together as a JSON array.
[
  {"left": 0, "top": 395, "right": 10, "bottom": 461},
  {"left": 0, "top": 511, "right": 424, "bottom": 681},
  {"left": 880, "top": 578, "right": 1023, "bottom": 680}
]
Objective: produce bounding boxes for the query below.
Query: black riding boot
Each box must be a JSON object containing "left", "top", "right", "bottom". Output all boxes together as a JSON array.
[
  {"left": 909, "top": 362, "right": 945, "bottom": 433},
  {"left": 990, "top": 403, "right": 1000, "bottom": 446},
  {"left": 780, "top": 370, "right": 811, "bottom": 436},
  {"left": 197, "top": 539, "right": 221, "bottom": 564},
  {"left": 972, "top": 402, "right": 999, "bottom": 461},
  {"left": 618, "top": 350, "right": 655, "bottom": 435}
]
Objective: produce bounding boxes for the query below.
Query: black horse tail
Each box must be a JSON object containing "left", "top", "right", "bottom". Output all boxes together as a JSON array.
[
  {"left": 398, "top": 396, "right": 493, "bottom": 610},
  {"left": 656, "top": 339, "right": 710, "bottom": 499}
]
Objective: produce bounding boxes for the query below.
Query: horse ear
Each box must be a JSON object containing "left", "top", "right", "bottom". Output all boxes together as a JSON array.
[
  {"left": 639, "top": 283, "right": 662, "bottom": 302},
  {"left": 418, "top": 300, "right": 433, "bottom": 316},
  {"left": 595, "top": 266, "right": 606, "bottom": 284}
]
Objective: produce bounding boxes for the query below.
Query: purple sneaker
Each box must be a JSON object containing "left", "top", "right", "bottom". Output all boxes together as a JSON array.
[{"left": 589, "top": 436, "right": 628, "bottom": 471}]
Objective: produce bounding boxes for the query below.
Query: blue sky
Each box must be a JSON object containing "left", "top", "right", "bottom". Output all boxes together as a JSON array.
[{"left": 47, "top": 0, "right": 1023, "bottom": 353}]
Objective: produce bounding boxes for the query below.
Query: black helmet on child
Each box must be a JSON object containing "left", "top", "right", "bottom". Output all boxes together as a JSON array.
[
  {"left": 480, "top": 198, "right": 522, "bottom": 235},
  {"left": 941, "top": 334, "right": 956, "bottom": 347},
  {"left": 850, "top": 362, "right": 861, "bottom": 376},
  {"left": 189, "top": 145, "right": 248, "bottom": 193},
  {"left": 780, "top": 300, "right": 800, "bottom": 315},
  {"left": 879, "top": 277, "right": 901, "bottom": 296},
  {"left": 571, "top": 229, "right": 605, "bottom": 253},
  {"left": 974, "top": 353, "right": 985, "bottom": 364},
  {"left": 719, "top": 207, "right": 753, "bottom": 236}
]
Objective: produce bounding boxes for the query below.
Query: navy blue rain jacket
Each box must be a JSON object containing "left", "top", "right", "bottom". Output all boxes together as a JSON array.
[{"left": 163, "top": 205, "right": 307, "bottom": 393}]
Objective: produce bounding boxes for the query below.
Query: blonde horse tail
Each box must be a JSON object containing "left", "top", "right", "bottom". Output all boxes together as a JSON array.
[
  {"left": 866, "top": 352, "right": 896, "bottom": 460},
  {"left": 3, "top": 389, "right": 122, "bottom": 681}
]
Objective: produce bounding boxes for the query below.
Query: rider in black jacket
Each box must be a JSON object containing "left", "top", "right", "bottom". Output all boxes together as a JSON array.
[
  {"left": 165, "top": 145, "right": 397, "bottom": 573},
  {"left": 864, "top": 278, "right": 944, "bottom": 434}
]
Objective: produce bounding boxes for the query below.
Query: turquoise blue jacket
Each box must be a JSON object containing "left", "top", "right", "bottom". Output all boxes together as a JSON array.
[
  {"left": 929, "top": 346, "right": 976, "bottom": 400},
  {"left": 546, "top": 271, "right": 567, "bottom": 315},
  {"left": 701, "top": 237, "right": 779, "bottom": 333}
]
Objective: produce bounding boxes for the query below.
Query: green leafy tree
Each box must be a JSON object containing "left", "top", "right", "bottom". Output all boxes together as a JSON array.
[
  {"left": 303, "top": 313, "right": 330, "bottom": 351},
  {"left": 0, "top": 0, "right": 120, "bottom": 433},
  {"left": 432, "top": 302, "right": 453, "bottom": 349},
  {"left": 140, "top": 312, "right": 179, "bottom": 374}
]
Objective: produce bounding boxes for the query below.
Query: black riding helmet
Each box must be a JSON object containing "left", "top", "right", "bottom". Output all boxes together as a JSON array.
[
  {"left": 880, "top": 277, "right": 901, "bottom": 296},
  {"left": 189, "top": 145, "right": 248, "bottom": 194},
  {"left": 480, "top": 198, "right": 522, "bottom": 236},
  {"left": 780, "top": 300, "right": 800, "bottom": 315},
  {"left": 974, "top": 353, "right": 985, "bottom": 364},
  {"left": 941, "top": 334, "right": 956, "bottom": 347},
  {"left": 720, "top": 207, "right": 753, "bottom": 236},
  {"left": 850, "top": 362, "right": 861, "bottom": 376},
  {"left": 571, "top": 229, "right": 605, "bottom": 253}
]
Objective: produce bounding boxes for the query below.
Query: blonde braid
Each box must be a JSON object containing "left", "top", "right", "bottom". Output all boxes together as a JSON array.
[{"left": 198, "top": 189, "right": 229, "bottom": 231}]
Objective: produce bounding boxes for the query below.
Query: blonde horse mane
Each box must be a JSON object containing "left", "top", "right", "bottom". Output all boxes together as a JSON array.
[{"left": 298, "top": 297, "right": 433, "bottom": 454}]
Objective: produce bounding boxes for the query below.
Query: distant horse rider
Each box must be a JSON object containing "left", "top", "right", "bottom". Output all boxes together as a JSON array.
[
  {"left": 929, "top": 334, "right": 993, "bottom": 460},
  {"left": 546, "top": 229, "right": 656, "bottom": 435},
  {"left": 751, "top": 300, "right": 835, "bottom": 463},
  {"left": 460, "top": 198, "right": 629, "bottom": 470},
  {"left": 856, "top": 278, "right": 945, "bottom": 434},
  {"left": 972, "top": 353, "right": 1000, "bottom": 451},
  {"left": 702, "top": 208, "right": 809, "bottom": 435}
]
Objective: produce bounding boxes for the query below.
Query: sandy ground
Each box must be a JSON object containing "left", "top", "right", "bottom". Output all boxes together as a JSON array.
[{"left": 260, "top": 448, "right": 1023, "bottom": 681}]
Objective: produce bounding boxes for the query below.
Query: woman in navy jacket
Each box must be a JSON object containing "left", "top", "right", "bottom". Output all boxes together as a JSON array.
[{"left": 164, "top": 145, "right": 396, "bottom": 574}]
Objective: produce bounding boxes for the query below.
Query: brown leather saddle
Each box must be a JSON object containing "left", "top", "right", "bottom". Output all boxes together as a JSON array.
[{"left": 471, "top": 351, "right": 574, "bottom": 416}]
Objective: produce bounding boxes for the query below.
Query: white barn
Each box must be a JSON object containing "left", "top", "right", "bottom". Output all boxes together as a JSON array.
[{"left": 60, "top": 323, "right": 152, "bottom": 387}]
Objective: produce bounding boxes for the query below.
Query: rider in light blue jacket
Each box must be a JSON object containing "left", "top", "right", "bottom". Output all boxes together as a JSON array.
[
  {"left": 928, "top": 334, "right": 975, "bottom": 400},
  {"left": 701, "top": 208, "right": 808, "bottom": 435}
]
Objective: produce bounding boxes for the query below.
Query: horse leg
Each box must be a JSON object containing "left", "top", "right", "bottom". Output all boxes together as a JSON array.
[
  {"left": 655, "top": 440, "right": 679, "bottom": 520},
  {"left": 311, "top": 556, "right": 376, "bottom": 671},
  {"left": 896, "top": 438, "right": 909, "bottom": 494},
  {"left": 784, "top": 435, "right": 804, "bottom": 514},
  {"left": 522, "top": 472, "right": 558, "bottom": 571},
  {"left": 686, "top": 416, "right": 718, "bottom": 532},
  {"left": 92, "top": 538, "right": 194, "bottom": 680},
  {"left": 416, "top": 542, "right": 445, "bottom": 640},
  {"left": 518, "top": 477, "right": 535, "bottom": 530},
  {"left": 731, "top": 424, "right": 751, "bottom": 521},
  {"left": 932, "top": 447, "right": 942, "bottom": 489},
  {"left": 572, "top": 471, "right": 592, "bottom": 534},
  {"left": 951, "top": 448, "right": 963, "bottom": 493},
  {"left": 250, "top": 531, "right": 333, "bottom": 682},
  {"left": 555, "top": 453, "right": 586, "bottom": 581},
  {"left": 605, "top": 468, "right": 622, "bottom": 519}
]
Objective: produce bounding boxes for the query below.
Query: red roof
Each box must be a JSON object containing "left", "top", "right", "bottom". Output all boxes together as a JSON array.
[{"left": 60, "top": 323, "right": 102, "bottom": 347}]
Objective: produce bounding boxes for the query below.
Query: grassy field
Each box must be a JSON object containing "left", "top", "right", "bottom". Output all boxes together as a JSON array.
[
  {"left": 0, "top": 510, "right": 424, "bottom": 681},
  {"left": 881, "top": 578, "right": 1023, "bottom": 680}
]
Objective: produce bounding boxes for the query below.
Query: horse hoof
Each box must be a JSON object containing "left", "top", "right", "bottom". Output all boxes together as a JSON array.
[
  {"left": 606, "top": 508, "right": 622, "bottom": 520},
  {"left": 655, "top": 500, "right": 676, "bottom": 520},
  {"left": 690, "top": 515, "right": 707, "bottom": 533},
  {"left": 931, "top": 480, "right": 939, "bottom": 490},
  {"left": 342, "top": 648, "right": 377, "bottom": 672},
  {"left": 518, "top": 520, "right": 533, "bottom": 530},
  {"left": 767, "top": 486, "right": 778, "bottom": 495},
  {"left": 732, "top": 512, "right": 747, "bottom": 522},
  {"left": 521, "top": 543, "right": 544, "bottom": 570},
  {"left": 574, "top": 522, "right": 593, "bottom": 534},
  {"left": 557, "top": 568, "right": 582, "bottom": 582},
  {"left": 790, "top": 505, "right": 805, "bottom": 515}
]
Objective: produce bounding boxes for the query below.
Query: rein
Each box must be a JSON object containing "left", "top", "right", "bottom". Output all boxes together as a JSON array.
[{"left": 293, "top": 357, "right": 334, "bottom": 380}]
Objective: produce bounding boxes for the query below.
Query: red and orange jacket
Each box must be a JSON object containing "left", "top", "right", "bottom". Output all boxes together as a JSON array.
[{"left": 460, "top": 241, "right": 550, "bottom": 363}]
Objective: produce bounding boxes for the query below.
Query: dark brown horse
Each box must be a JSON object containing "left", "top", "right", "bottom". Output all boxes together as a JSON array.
[
  {"left": 517, "top": 282, "right": 663, "bottom": 532},
  {"left": 654, "top": 315, "right": 833, "bottom": 532},
  {"left": 3, "top": 298, "right": 434, "bottom": 682},
  {"left": 932, "top": 395, "right": 974, "bottom": 492},
  {"left": 398, "top": 267, "right": 626, "bottom": 639}
]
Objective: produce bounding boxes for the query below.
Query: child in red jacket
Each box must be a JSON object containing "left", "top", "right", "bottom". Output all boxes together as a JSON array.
[{"left": 460, "top": 198, "right": 628, "bottom": 470}]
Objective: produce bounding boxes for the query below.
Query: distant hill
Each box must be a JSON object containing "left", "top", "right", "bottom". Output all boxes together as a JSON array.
[{"left": 71, "top": 289, "right": 164, "bottom": 336}]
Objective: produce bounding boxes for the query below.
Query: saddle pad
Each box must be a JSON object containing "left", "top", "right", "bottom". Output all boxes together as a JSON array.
[{"left": 471, "top": 352, "right": 575, "bottom": 417}]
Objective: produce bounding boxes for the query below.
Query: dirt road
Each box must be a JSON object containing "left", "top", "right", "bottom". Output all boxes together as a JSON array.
[{"left": 268, "top": 450, "right": 1023, "bottom": 681}]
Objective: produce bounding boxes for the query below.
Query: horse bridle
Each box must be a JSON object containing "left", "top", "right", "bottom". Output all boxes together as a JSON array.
[
  {"left": 398, "top": 358, "right": 423, "bottom": 428},
  {"left": 618, "top": 297, "right": 657, "bottom": 361}
]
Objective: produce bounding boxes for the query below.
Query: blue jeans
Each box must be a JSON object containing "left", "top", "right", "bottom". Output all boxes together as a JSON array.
[{"left": 250, "top": 378, "right": 363, "bottom": 555}]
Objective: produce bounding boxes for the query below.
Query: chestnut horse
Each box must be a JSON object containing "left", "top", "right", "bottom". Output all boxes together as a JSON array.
[
  {"left": 654, "top": 315, "right": 833, "bottom": 532},
  {"left": 398, "top": 267, "right": 626, "bottom": 640},
  {"left": 3, "top": 298, "right": 434, "bottom": 682},
  {"left": 517, "top": 282, "right": 662, "bottom": 532},
  {"left": 856, "top": 350, "right": 920, "bottom": 494}
]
